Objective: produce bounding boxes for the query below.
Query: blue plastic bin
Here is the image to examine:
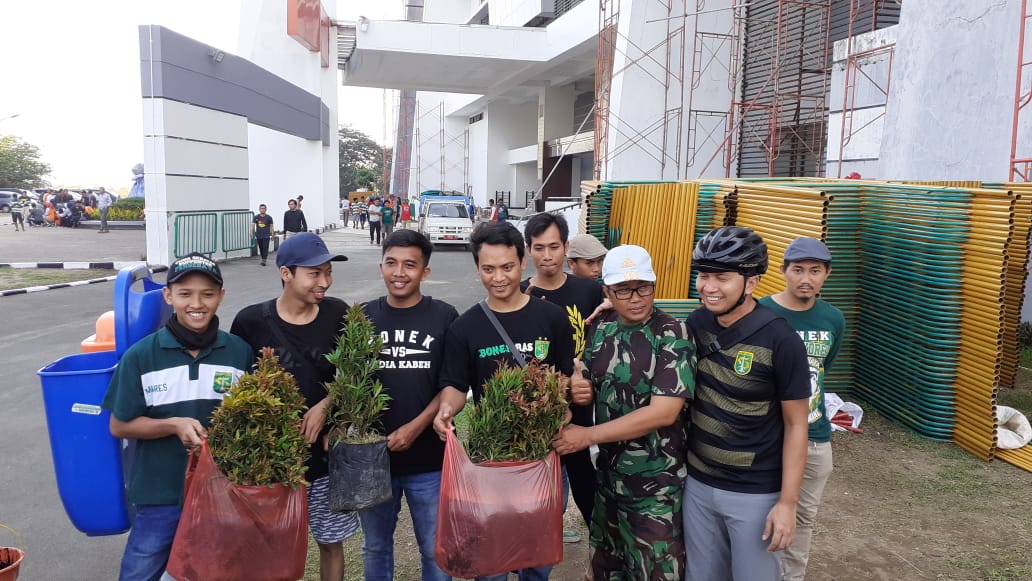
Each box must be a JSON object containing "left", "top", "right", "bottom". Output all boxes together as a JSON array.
[
  {"left": 37, "top": 351, "right": 127, "bottom": 535},
  {"left": 37, "top": 265, "right": 169, "bottom": 536}
]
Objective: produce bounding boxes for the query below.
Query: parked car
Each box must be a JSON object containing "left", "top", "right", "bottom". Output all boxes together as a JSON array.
[{"left": 0, "top": 189, "right": 32, "bottom": 212}]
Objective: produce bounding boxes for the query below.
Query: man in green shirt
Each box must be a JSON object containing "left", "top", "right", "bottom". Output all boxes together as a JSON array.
[
  {"left": 102, "top": 254, "right": 253, "bottom": 581},
  {"left": 757, "top": 237, "right": 845, "bottom": 581},
  {"left": 553, "top": 244, "right": 695, "bottom": 580}
]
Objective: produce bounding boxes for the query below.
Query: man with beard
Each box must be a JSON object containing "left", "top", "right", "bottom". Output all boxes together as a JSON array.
[{"left": 757, "top": 237, "right": 844, "bottom": 581}]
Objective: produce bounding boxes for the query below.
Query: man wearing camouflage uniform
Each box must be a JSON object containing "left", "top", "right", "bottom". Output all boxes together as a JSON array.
[{"left": 553, "top": 245, "right": 695, "bottom": 580}]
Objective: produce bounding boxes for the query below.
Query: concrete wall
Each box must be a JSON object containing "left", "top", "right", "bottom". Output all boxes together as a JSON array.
[
  {"left": 879, "top": 0, "right": 1020, "bottom": 180},
  {"left": 142, "top": 99, "right": 250, "bottom": 263},
  {"left": 606, "top": 0, "right": 735, "bottom": 180},
  {"left": 489, "top": 0, "right": 552, "bottom": 27},
  {"left": 237, "top": 0, "right": 339, "bottom": 229},
  {"left": 487, "top": 99, "right": 538, "bottom": 203}
]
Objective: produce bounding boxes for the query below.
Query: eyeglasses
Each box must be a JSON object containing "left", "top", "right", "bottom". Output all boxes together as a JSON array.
[{"left": 608, "top": 283, "right": 656, "bottom": 299}]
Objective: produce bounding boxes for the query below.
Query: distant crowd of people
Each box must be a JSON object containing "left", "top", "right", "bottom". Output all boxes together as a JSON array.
[{"left": 8, "top": 187, "right": 114, "bottom": 231}]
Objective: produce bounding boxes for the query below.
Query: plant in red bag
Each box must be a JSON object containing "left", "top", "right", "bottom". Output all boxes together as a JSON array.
[
  {"left": 167, "top": 347, "right": 311, "bottom": 581},
  {"left": 434, "top": 360, "right": 568, "bottom": 578},
  {"left": 467, "top": 360, "right": 569, "bottom": 462},
  {"left": 323, "top": 303, "right": 393, "bottom": 511}
]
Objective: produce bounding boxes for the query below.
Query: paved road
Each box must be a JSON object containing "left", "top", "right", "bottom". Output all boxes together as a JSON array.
[{"left": 1, "top": 224, "right": 510, "bottom": 580}]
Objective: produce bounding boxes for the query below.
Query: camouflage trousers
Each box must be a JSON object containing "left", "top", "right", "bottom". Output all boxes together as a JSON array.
[{"left": 589, "top": 489, "right": 685, "bottom": 580}]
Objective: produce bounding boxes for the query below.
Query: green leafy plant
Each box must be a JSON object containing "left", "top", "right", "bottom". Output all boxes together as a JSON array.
[
  {"left": 324, "top": 304, "right": 390, "bottom": 444},
  {"left": 466, "top": 360, "right": 569, "bottom": 463},
  {"left": 85, "top": 207, "right": 144, "bottom": 221},
  {"left": 208, "top": 348, "right": 310, "bottom": 487}
]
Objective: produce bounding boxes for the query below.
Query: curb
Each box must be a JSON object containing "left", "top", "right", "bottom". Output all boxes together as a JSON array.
[
  {"left": 0, "top": 261, "right": 150, "bottom": 270},
  {"left": 0, "top": 264, "right": 168, "bottom": 298}
]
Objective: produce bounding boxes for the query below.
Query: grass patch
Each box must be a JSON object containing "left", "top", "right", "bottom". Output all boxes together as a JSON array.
[
  {"left": 998, "top": 388, "right": 1032, "bottom": 416},
  {"left": 0, "top": 268, "right": 115, "bottom": 291}
]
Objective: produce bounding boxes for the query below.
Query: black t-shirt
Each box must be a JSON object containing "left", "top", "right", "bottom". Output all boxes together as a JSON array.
[
  {"left": 282, "top": 209, "right": 307, "bottom": 233},
  {"left": 230, "top": 297, "right": 349, "bottom": 481},
  {"left": 362, "top": 296, "right": 459, "bottom": 476},
  {"left": 520, "top": 274, "right": 604, "bottom": 428},
  {"left": 685, "top": 305, "right": 810, "bottom": 494},
  {"left": 252, "top": 214, "right": 273, "bottom": 239},
  {"left": 439, "top": 297, "right": 575, "bottom": 400}
]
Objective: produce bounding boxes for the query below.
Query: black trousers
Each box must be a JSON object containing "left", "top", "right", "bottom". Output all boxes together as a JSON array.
[
  {"left": 256, "top": 237, "right": 270, "bottom": 260},
  {"left": 369, "top": 221, "right": 382, "bottom": 244}
]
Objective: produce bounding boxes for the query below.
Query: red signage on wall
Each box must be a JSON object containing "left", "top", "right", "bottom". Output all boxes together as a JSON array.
[{"left": 288, "top": 0, "right": 328, "bottom": 67}]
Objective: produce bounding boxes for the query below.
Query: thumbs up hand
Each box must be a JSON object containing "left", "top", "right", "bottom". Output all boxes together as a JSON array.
[{"left": 569, "top": 358, "right": 593, "bottom": 405}]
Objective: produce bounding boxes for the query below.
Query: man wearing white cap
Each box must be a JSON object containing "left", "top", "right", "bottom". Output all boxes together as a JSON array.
[
  {"left": 758, "top": 237, "right": 844, "bottom": 581},
  {"left": 552, "top": 244, "right": 695, "bottom": 580}
]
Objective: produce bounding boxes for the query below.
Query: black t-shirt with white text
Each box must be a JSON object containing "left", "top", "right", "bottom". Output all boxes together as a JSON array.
[
  {"left": 363, "top": 296, "right": 459, "bottom": 475},
  {"left": 438, "top": 297, "right": 575, "bottom": 400},
  {"left": 230, "top": 297, "right": 348, "bottom": 481}
]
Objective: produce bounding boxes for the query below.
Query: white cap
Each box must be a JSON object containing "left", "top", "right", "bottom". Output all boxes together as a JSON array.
[{"left": 601, "top": 245, "right": 657, "bottom": 286}]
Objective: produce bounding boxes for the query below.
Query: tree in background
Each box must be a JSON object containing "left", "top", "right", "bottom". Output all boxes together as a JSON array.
[
  {"left": 0, "top": 135, "right": 51, "bottom": 188},
  {"left": 339, "top": 125, "right": 391, "bottom": 198}
]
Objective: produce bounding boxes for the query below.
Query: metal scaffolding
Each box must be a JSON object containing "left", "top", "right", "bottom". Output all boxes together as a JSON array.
[
  {"left": 835, "top": 0, "right": 895, "bottom": 178},
  {"left": 413, "top": 101, "right": 469, "bottom": 195},
  {"left": 594, "top": 0, "right": 688, "bottom": 181},
  {"left": 1011, "top": 0, "right": 1032, "bottom": 182},
  {"left": 686, "top": 0, "right": 743, "bottom": 176}
]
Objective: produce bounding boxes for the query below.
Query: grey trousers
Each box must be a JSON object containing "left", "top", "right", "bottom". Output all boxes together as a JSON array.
[{"left": 683, "top": 476, "right": 782, "bottom": 581}]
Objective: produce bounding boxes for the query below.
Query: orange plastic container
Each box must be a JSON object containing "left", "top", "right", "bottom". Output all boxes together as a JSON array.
[{"left": 80, "top": 311, "right": 116, "bottom": 352}]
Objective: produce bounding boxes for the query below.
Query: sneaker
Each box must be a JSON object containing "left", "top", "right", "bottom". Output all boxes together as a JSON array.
[
  {"left": 563, "top": 530, "right": 581, "bottom": 544},
  {"left": 260, "top": 260, "right": 266, "bottom": 266}
]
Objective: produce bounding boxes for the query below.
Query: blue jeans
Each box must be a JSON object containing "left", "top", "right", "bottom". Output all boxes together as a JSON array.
[
  {"left": 475, "top": 467, "right": 569, "bottom": 581},
  {"left": 358, "top": 471, "right": 450, "bottom": 581},
  {"left": 119, "top": 504, "right": 181, "bottom": 581}
]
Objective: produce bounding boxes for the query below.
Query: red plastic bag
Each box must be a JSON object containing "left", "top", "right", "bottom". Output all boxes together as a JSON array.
[
  {"left": 434, "top": 429, "right": 562, "bottom": 578},
  {"left": 167, "top": 440, "right": 308, "bottom": 581}
]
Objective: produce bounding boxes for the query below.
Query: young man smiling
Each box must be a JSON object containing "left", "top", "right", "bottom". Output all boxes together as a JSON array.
[
  {"left": 757, "top": 237, "right": 844, "bottom": 581},
  {"left": 433, "top": 221, "right": 586, "bottom": 581},
  {"left": 230, "top": 233, "right": 358, "bottom": 581},
  {"left": 102, "top": 253, "right": 252, "bottom": 581},
  {"left": 683, "top": 226, "right": 810, "bottom": 581},
  {"left": 520, "top": 213, "right": 603, "bottom": 544},
  {"left": 552, "top": 245, "right": 694, "bottom": 580},
  {"left": 359, "top": 230, "right": 458, "bottom": 581}
]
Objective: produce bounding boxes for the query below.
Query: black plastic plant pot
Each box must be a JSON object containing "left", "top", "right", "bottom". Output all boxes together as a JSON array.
[{"left": 328, "top": 440, "right": 392, "bottom": 512}]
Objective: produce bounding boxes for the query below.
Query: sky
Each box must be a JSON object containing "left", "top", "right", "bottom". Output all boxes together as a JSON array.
[{"left": 0, "top": 0, "right": 400, "bottom": 189}]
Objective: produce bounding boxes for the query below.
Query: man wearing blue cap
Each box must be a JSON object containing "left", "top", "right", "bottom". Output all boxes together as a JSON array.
[
  {"left": 757, "top": 237, "right": 845, "bottom": 581},
  {"left": 230, "top": 232, "right": 358, "bottom": 581}
]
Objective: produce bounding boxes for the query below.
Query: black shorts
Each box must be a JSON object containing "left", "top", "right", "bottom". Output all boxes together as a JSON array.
[{"left": 11, "top": 212, "right": 23, "bottom": 224}]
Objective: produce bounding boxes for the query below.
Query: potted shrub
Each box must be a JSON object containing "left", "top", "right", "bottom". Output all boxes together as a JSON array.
[
  {"left": 167, "top": 348, "right": 310, "bottom": 581},
  {"left": 466, "top": 361, "right": 569, "bottom": 462},
  {"left": 0, "top": 524, "right": 24, "bottom": 581},
  {"left": 435, "top": 360, "right": 568, "bottom": 577},
  {"left": 324, "top": 303, "right": 392, "bottom": 511}
]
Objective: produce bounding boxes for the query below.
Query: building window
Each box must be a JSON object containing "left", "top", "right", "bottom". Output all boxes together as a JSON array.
[{"left": 469, "top": 113, "right": 484, "bottom": 124}]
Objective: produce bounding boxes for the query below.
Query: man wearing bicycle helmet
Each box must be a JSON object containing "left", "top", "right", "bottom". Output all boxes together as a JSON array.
[{"left": 683, "top": 226, "right": 810, "bottom": 581}]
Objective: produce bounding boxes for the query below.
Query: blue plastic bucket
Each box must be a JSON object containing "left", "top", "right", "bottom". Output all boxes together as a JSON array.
[{"left": 37, "top": 350, "right": 128, "bottom": 536}]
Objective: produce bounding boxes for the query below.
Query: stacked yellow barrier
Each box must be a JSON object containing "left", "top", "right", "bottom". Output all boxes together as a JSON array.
[
  {"left": 732, "top": 183, "right": 829, "bottom": 298},
  {"left": 609, "top": 182, "right": 699, "bottom": 299}
]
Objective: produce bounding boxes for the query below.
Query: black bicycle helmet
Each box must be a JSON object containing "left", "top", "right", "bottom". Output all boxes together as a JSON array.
[{"left": 692, "top": 226, "right": 768, "bottom": 276}]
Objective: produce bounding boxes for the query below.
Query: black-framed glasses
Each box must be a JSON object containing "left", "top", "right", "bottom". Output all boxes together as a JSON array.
[{"left": 608, "top": 283, "right": 656, "bottom": 299}]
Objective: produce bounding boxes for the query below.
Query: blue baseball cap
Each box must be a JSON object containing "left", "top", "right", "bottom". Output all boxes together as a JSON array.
[
  {"left": 783, "top": 237, "right": 832, "bottom": 263},
  {"left": 276, "top": 233, "right": 348, "bottom": 268}
]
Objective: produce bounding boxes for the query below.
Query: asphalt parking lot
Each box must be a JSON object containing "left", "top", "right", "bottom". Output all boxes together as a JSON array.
[{"left": 0, "top": 222, "right": 496, "bottom": 579}]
